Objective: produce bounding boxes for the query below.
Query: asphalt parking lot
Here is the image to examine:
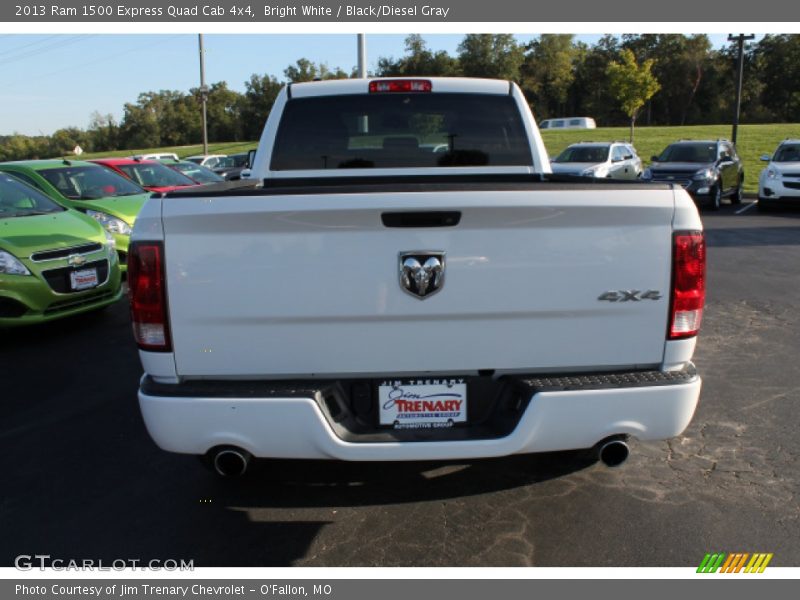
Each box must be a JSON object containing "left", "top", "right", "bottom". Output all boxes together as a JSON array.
[{"left": 1, "top": 200, "right": 798, "bottom": 568}]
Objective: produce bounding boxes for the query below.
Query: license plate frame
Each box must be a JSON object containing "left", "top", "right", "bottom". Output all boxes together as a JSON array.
[
  {"left": 378, "top": 379, "right": 467, "bottom": 429},
  {"left": 69, "top": 268, "right": 99, "bottom": 291}
]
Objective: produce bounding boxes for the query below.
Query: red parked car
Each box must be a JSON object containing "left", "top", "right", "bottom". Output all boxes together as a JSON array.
[{"left": 89, "top": 158, "right": 198, "bottom": 193}]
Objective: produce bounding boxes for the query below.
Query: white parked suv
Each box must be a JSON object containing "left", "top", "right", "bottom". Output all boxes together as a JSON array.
[
  {"left": 550, "top": 142, "right": 643, "bottom": 179},
  {"left": 758, "top": 139, "right": 800, "bottom": 211},
  {"left": 185, "top": 154, "right": 227, "bottom": 168}
]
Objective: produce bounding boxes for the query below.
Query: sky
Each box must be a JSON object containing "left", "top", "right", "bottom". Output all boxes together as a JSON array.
[{"left": 0, "top": 33, "right": 743, "bottom": 136}]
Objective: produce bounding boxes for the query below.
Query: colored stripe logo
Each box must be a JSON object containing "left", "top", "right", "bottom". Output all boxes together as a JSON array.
[{"left": 697, "top": 553, "right": 773, "bottom": 573}]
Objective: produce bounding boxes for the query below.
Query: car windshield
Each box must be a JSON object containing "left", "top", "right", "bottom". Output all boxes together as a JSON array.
[
  {"left": 116, "top": 163, "right": 196, "bottom": 188},
  {"left": 171, "top": 163, "right": 224, "bottom": 184},
  {"left": 271, "top": 93, "right": 532, "bottom": 170},
  {"left": 38, "top": 165, "right": 146, "bottom": 200},
  {"left": 553, "top": 145, "right": 610, "bottom": 163},
  {"left": 0, "top": 174, "right": 65, "bottom": 217},
  {"left": 773, "top": 144, "right": 800, "bottom": 162},
  {"left": 657, "top": 143, "right": 717, "bottom": 163},
  {"left": 217, "top": 154, "right": 249, "bottom": 168}
]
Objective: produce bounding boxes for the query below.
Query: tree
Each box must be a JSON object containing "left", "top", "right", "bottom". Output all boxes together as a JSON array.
[
  {"left": 520, "top": 35, "right": 576, "bottom": 118},
  {"left": 457, "top": 34, "right": 524, "bottom": 81},
  {"left": 606, "top": 48, "right": 661, "bottom": 142},
  {"left": 753, "top": 35, "right": 800, "bottom": 121},
  {"left": 622, "top": 34, "right": 712, "bottom": 125},
  {"left": 191, "top": 82, "right": 244, "bottom": 142},
  {"left": 376, "top": 35, "right": 459, "bottom": 77},
  {"left": 284, "top": 58, "right": 350, "bottom": 83},
  {"left": 87, "top": 111, "right": 119, "bottom": 152},
  {"left": 240, "top": 74, "right": 283, "bottom": 140}
]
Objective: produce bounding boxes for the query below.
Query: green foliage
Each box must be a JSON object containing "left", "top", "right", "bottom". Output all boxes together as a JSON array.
[
  {"left": 376, "top": 35, "right": 460, "bottom": 76},
  {"left": 240, "top": 74, "right": 284, "bottom": 140},
  {"left": 457, "top": 34, "right": 524, "bottom": 81},
  {"left": 521, "top": 35, "right": 576, "bottom": 117},
  {"left": 606, "top": 49, "right": 661, "bottom": 141},
  {"left": 284, "top": 58, "right": 351, "bottom": 83}
]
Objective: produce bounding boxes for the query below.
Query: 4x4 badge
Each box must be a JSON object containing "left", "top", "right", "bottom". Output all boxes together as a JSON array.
[
  {"left": 399, "top": 252, "right": 445, "bottom": 299},
  {"left": 598, "top": 290, "right": 662, "bottom": 302}
]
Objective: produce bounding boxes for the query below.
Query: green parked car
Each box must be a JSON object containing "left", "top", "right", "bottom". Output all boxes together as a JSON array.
[
  {"left": 0, "top": 160, "right": 152, "bottom": 271},
  {"left": 0, "top": 173, "right": 122, "bottom": 326}
]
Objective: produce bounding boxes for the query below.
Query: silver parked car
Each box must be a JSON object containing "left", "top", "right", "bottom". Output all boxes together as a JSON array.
[{"left": 550, "top": 142, "right": 643, "bottom": 180}]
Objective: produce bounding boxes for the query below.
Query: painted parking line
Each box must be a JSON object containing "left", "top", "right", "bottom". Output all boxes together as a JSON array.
[{"left": 735, "top": 202, "right": 756, "bottom": 215}]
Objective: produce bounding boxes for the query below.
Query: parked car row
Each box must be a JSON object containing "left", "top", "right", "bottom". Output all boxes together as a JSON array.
[
  {"left": 550, "top": 138, "right": 746, "bottom": 211},
  {"left": 549, "top": 135, "right": 799, "bottom": 212},
  {"left": 0, "top": 151, "right": 240, "bottom": 327}
]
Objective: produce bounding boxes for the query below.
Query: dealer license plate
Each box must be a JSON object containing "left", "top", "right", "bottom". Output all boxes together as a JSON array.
[
  {"left": 378, "top": 379, "right": 467, "bottom": 429},
  {"left": 69, "top": 268, "right": 99, "bottom": 291}
]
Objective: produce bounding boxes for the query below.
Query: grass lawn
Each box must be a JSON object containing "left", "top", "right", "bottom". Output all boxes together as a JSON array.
[
  {"left": 78, "top": 141, "right": 258, "bottom": 161},
  {"left": 542, "top": 123, "right": 800, "bottom": 194},
  {"left": 76, "top": 123, "right": 800, "bottom": 195}
]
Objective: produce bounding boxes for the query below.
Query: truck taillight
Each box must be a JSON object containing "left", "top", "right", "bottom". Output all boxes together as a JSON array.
[
  {"left": 669, "top": 231, "right": 706, "bottom": 339},
  {"left": 369, "top": 79, "right": 432, "bottom": 93},
  {"left": 128, "top": 241, "right": 171, "bottom": 352}
]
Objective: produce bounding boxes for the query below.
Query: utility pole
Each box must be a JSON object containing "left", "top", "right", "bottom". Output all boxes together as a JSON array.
[
  {"left": 198, "top": 34, "right": 209, "bottom": 155},
  {"left": 728, "top": 34, "right": 755, "bottom": 146},
  {"left": 357, "top": 34, "right": 367, "bottom": 78},
  {"left": 357, "top": 34, "right": 368, "bottom": 133}
]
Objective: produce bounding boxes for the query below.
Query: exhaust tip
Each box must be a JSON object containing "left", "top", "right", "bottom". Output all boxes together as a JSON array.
[
  {"left": 212, "top": 447, "right": 252, "bottom": 477},
  {"left": 598, "top": 439, "right": 629, "bottom": 468}
]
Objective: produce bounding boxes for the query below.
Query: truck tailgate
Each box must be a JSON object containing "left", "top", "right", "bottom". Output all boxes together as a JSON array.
[{"left": 161, "top": 187, "right": 675, "bottom": 378}]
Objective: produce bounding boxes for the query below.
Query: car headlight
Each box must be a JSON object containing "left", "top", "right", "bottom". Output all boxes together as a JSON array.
[
  {"left": 766, "top": 168, "right": 780, "bottom": 180},
  {"left": 581, "top": 167, "right": 607, "bottom": 178},
  {"left": 103, "top": 229, "right": 116, "bottom": 250},
  {"left": 0, "top": 249, "right": 31, "bottom": 276},
  {"left": 692, "top": 168, "right": 715, "bottom": 181},
  {"left": 86, "top": 210, "right": 132, "bottom": 235},
  {"left": 641, "top": 168, "right": 652, "bottom": 180}
]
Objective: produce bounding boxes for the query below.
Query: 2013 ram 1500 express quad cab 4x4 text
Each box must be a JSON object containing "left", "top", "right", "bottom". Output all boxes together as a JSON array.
[{"left": 129, "top": 78, "right": 704, "bottom": 476}]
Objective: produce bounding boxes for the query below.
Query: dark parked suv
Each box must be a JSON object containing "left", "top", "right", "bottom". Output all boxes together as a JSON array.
[{"left": 642, "top": 140, "right": 744, "bottom": 210}]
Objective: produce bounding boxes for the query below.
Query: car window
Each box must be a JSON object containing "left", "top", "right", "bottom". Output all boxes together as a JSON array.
[
  {"left": 612, "top": 146, "right": 626, "bottom": 161},
  {"left": 719, "top": 144, "right": 732, "bottom": 160},
  {"left": 554, "top": 145, "right": 610, "bottom": 163},
  {"left": 0, "top": 174, "right": 65, "bottom": 217},
  {"left": 173, "top": 163, "right": 224, "bottom": 184},
  {"left": 569, "top": 119, "right": 581, "bottom": 126},
  {"left": 774, "top": 144, "right": 800, "bottom": 162},
  {"left": 3, "top": 170, "right": 46, "bottom": 192},
  {"left": 271, "top": 93, "right": 533, "bottom": 170},
  {"left": 657, "top": 143, "right": 716, "bottom": 162},
  {"left": 552, "top": 120, "right": 564, "bottom": 128},
  {"left": 39, "top": 165, "right": 145, "bottom": 199},
  {"left": 539, "top": 121, "right": 549, "bottom": 129},
  {"left": 118, "top": 163, "right": 195, "bottom": 188}
]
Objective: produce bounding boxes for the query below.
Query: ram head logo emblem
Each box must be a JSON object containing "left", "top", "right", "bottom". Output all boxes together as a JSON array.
[{"left": 399, "top": 252, "right": 445, "bottom": 299}]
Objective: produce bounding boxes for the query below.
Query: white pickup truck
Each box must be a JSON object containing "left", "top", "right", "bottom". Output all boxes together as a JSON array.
[{"left": 129, "top": 78, "right": 705, "bottom": 476}]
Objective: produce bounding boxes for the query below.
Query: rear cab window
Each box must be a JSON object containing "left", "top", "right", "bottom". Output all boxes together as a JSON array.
[{"left": 270, "top": 92, "right": 533, "bottom": 170}]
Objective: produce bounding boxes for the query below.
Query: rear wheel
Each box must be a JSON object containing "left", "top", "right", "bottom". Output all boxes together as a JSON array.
[{"left": 731, "top": 176, "right": 744, "bottom": 204}]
